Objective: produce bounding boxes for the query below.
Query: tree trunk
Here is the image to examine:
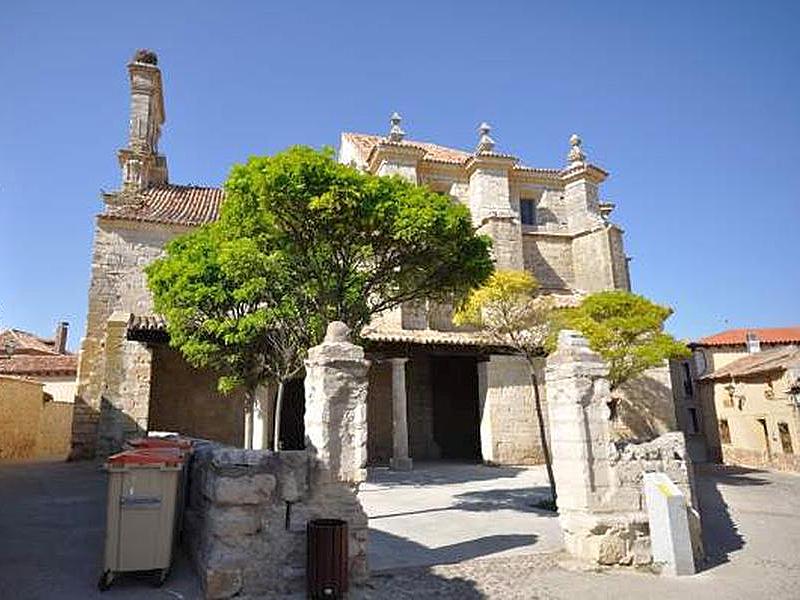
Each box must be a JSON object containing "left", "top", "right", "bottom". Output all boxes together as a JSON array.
[
  {"left": 530, "top": 367, "right": 557, "bottom": 507},
  {"left": 244, "top": 388, "right": 255, "bottom": 450},
  {"left": 273, "top": 381, "right": 285, "bottom": 452}
]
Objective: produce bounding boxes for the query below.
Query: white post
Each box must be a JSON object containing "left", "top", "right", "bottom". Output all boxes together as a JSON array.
[
  {"left": 389, "top": 358, "right": 413, "bottom": 471},
  {"left": 644, "top": 472, "right": 696, "bottom": 576}
]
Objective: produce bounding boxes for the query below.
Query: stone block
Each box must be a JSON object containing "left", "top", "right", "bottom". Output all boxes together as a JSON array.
[
  {"left": 203, "top": 567, "right": 243, "bottom": 600},
  {"left": 205, "top": 473, "right": 276, "bottom": 505},
  {"left": 208, "top": 506, "right": 262, "bottom": 538}
]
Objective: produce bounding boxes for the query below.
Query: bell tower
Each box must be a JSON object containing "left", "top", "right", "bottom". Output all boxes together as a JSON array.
[{"left": 117, "top": 49, "right": 168, "bottom": 191}]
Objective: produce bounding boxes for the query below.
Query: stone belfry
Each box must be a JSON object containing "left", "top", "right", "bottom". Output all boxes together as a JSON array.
[{"left": 117, "top": 49, "right": 168, "bottom": 191}]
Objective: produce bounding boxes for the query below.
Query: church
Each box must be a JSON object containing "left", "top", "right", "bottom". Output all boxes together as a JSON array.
[{"left": 70, "top": 50, "right": 637, "bottom": 466}]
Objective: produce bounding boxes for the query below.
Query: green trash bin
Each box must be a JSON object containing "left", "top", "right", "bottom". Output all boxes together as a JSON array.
[{"left": 99, "top": 447, "right": 185, "bottom": 591}]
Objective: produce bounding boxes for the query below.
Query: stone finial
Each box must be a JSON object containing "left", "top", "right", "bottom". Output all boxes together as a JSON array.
[
  {"left": 476, "top": 122, "right": 495, "bottom": 153},
  {"left": 132, "top": 48, "right": 158, "bottom": 65},
  {"left": 324, "top": 321, "right": 351, "bottom": 343},
  {"left": 387, "top": 112, "right": 405, "bottom": 143},
  {"left": 567, "top": 133, "right": 587, "bottom": 166}
]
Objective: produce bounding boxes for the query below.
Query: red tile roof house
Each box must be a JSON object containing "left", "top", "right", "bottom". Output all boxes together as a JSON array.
[
  {"left": 72, "top": 49, "right": 671, "bottom": 465},
  {"left": 0, "top": 322, "right": 77, "bottom": 403},
  {"left": 687, "top": 327, "right": 800, "bottom": 471}
]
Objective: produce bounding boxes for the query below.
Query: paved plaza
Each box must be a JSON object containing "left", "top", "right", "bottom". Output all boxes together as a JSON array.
[{"left": 0, "top": 460, "right": 798, "bottom": 598}]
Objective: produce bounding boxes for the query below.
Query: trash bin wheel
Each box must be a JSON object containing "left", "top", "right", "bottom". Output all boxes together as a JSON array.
[
  {"left": 97, "top": 570, "right": 114, "bottom": 592},
  {"left": 154, "top": 567, "right": 169, "bottom": 587}
]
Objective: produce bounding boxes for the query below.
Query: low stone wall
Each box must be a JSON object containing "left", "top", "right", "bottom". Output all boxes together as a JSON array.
[
  {"left": 721, "top": 444, "right": 800, "bottom": 473},
  {"left": 35, "top": 401, "right": 74, "bottom": 459},
  {"left": 185, "top": 443, "right": 368, "bottom": 599},
  {"left": 0, "top": 376, "right": 74, "bottom": 460}
]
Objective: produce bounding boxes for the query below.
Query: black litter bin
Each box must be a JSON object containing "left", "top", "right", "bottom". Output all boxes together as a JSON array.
[{"left": 307, "top": 519, "right": 348, "bottom": 599}]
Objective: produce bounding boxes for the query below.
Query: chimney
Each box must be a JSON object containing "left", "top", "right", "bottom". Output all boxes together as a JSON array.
[
  {"left": 746, "top": 330, "right": 761, "bottom": 354},
  {"left": 118, "top": 49, "right": 168, "bottom": 191},
  {"left": 53, "top": 321, "right": 68, "bottom": 354}
]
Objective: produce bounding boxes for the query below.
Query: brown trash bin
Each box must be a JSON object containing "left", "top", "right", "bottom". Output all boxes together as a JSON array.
[{"left": 307, "top": 519, "right": 348, "bottom": 599}]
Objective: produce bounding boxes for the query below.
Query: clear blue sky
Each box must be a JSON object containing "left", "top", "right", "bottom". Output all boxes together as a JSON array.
[{"left": 1, "top": 1, "right": 798, "bottom": 349}]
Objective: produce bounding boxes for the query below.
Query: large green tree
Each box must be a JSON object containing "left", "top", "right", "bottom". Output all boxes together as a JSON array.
[
  {"left": 222, "top": 146, "right": 494, "bottom": 331},
  {"left": 147, "top": 146, "right": 493, "bottom": 448},
  {"left": 454, "top": 270, "right": 559, "bottom": 509}
]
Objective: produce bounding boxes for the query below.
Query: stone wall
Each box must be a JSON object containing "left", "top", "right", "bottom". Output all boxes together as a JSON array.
[
  {"left": 571, "top": 228, "right": 614, "bottom": 292},
  {"left": 522, "top": 234, "right": 574, "bottom": 290},
  {"left": 546, "top": 331, "right": 700, "bottom": 568},
  {"left": 0, "top": 377, "right": 43, "bottom": 459},
  {"left": 479, "top": 355, "right": 547, "bottom": 465},
  {"left": 0, "top": 376, "right": 73, "bottom": 460},
  {"left": 95, "top": 312, "right": 152, "bottom": 456},
  {"left": 185, "top": 323, "right": 369, "bottom": 598},
  {"left": 366, "top": 360, "right": 393, "bottom": 464},
  {"left": 73, "top": 219, "right": 179, "bottom": 458},
  {"left": 35, "top": 401, "right": 74, "bottom": 459},
  {"left": 185, "top": 445, "right": 368, "bottom": 598},
  {"left": 720, "top": 445, "right": 800, "bottom": 473},
  {"left": 615, "top": 365, "right": 678, "bottom": 441},
  {"left": 148, "top": 345, "right": 246, "bottom": 447}
]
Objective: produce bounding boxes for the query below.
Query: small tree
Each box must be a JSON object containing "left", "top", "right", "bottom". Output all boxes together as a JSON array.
[
  {"left": 147, "top": 146, "right": 493, "bottom": 449},
  {"left": 454, "top": 270, "right": 558, "bottom": 509},
  {"left": 146, "top": 226, "right": 319, "bottom": 449},
  {"left": 558, "top": 290, "right": 690, "bottom": 393}
]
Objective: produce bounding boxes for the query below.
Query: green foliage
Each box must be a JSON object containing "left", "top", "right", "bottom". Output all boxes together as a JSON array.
[
  {"left": 454, "top": 270, "right": 555, "bottom": 361},
  {"left": 559, "top": 290, "right": 690, "bottom": 390},
  {"left": 146, "top": 146, "right": 494, "bottom": 394},
  {"left": 222, "top": 146, "right": 494, "bottom": 331},
  {"left": 146, "top": 225, "right": 319, "bottom": 394}
]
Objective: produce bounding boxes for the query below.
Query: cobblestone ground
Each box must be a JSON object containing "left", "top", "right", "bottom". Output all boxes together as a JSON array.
[{"left": 352, "top": 553, "right": 564, "bottom": 599}]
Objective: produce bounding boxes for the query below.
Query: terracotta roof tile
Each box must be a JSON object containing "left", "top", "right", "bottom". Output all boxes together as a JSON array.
[
  {"left": 0, "top": 354, "right": 77, "bottom": 376},
  {"left": 343, "top": 133, "right": 475, "bottom": 166},
  {"left": 0, "top": 329, "right": 57, "bottom": 355},
  {"left": 701, "top": 346, "right": 800, "bottom": 380},
  {"left": 102, "top": 184, "right": 224, "bottom": 227},
  {"left": 695, "top": 327, "right": 800, "bottom": 347}
]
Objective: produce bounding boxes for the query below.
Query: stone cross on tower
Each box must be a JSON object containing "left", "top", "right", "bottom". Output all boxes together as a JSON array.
[
  {"left": 387, "top": 112, "right": 405, "bottom": 143},
  {"left": 476, "top": 122, "right": 495, "bottom": 154},
  {"left": 567, "top": 133, "right": 587, "bottom": 167}
]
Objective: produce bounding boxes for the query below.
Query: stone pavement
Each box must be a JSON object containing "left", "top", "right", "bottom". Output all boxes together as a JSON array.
[
  {"left": 0, "top": 459, "right": 200, "bottom": 600},
  {"left": 351, "top": 464, "right": 800, "bottom": 599},
  {"left": 359, "top": 461, "right": 562, "bottom": 571},
  {"left": 1, "top": 460, "right": 799, "bottom": 599}
]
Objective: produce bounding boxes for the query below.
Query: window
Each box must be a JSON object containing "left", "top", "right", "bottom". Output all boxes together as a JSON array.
[
  {"left": 779, "top": 422, "right": 794, "bottom": 454},
  {"left": 719, "top": 419, "right": 731, "bottom": 444},
  {"left": 520, "top": 199, "right": 536, "bottom": 226},
  {"left": 682, "top": 362, "right": 693, "bottom": 397},
  {"left": 687, "top": 407, "right": 700, "bottom": 434}
]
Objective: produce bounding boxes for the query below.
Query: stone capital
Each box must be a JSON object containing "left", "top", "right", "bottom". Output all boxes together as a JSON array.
[
  {"left": 560, "top": 163, "right": 608, "bottom": 186},
  {"left": 464, "top": 153, "right": 518, "bottom": 176}
]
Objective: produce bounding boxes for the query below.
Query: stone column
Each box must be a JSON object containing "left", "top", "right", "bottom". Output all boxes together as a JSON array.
[
  {"left": 304, "top": 321, "right": 370, "bottom": 483},
  {"left": 389, "top": 357, "right": 413, "bottom": 471}
]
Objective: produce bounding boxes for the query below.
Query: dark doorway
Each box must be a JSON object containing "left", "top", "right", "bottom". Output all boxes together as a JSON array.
[
  {"left": 431, "top": 356, "right": 481, "bottom": 460},
  {"left": 279, "top": 379, "right": 305, "bottom": 450}
]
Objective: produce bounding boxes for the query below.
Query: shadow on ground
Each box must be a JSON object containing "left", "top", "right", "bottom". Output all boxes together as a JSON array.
[
  {"left": 365, "top": 461, "right": 527, "bottom": 488},
  {"left": 696, "top": 463, "right": 768, "bottom": 571}
]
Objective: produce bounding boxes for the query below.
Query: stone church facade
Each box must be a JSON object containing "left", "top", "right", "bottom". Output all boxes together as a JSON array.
[{"left": 71, "top": 51, "right": 633, "bottom": 465}]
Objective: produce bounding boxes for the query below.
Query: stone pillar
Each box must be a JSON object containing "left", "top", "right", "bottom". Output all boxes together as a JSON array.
[
  {"left": 389, "top": 357, "right": 413, "bottom": 471},
  {"left": 304, "top": 321, "right": 370, "bottom": 483},
  {"left": 545, "top": 330, "right": 612, "bottom": 514},
  {"left": 251, "top": 383, "right": 274, "bottom": 451},
  {"left": 96, "top": 311, "right": 152, "bottom": 455}
]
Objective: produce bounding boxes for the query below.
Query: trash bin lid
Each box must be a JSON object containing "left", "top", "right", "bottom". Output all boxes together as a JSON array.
[
  {"left": 107, "top": 448, "right": 184, "bottom": 467},
  {"left": 128, "top": 437, "right": 193, "bottom": 450}
]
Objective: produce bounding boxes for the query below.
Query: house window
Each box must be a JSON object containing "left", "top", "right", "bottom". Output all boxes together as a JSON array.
[
  {"left": 719, "top": 419, "right": 731, "bottom": 444},
  {"left": 779, "top": 422, "right": 794, "bottom": 454},
  {"left": 687, "top": 407, "right": 700, "bottom": 434},
  {"left": 520, "top": 199, "right": 536, "bottom": 226}
]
